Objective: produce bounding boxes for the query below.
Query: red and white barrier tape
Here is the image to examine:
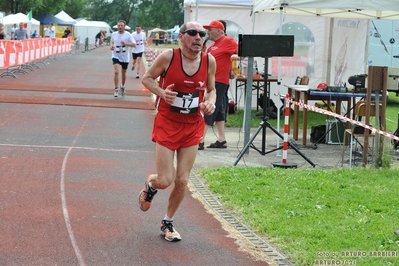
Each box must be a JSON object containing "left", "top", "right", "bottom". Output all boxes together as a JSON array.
[{"left": 287, "top": 98, "right": 399, "bottom": 142}]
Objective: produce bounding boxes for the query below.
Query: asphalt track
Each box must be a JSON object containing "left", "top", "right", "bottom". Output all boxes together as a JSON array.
[{"left": 0, "top": 47, "right": 273, "bottom": 265}]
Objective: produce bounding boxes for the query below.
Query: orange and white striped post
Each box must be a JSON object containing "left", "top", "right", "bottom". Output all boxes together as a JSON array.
[
  {"left": 272, "top": 93, "right": 297, "bottom": 168},
  {"left": 282, "top": 93, "right": 290, "bottom": 164}
]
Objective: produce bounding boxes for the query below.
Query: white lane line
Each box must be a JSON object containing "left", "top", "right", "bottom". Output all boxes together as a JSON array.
[
  {"left": 60, "top": 112, "right": 93, "bottom": 266},
  {"left": 0, "top": 143, "right": 154, "bottom": 153},
  {"left": 61, "top": 145, "right": 86, "bottom": 266}
]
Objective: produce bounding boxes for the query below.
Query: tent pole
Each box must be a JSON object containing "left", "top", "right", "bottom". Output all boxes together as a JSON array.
[
  {"left": 326, "top": 18, "right": 334, "bottom": 85},
  {"left": 275, "top": 6, "right": 284, "bottom": 155},
  {"left": 251, "top": 12, "right": 256, "bottom": 34}
]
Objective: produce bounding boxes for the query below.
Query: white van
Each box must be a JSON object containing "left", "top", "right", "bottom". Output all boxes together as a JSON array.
[{"left": 368, "top": 20, "right": 399, "bottom": 95}]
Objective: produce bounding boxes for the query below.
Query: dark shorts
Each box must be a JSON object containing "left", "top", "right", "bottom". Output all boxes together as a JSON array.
[
  {"left": 132, "top": 52, "right": 143, "bottom": 59},
  {"left": 204, "top": 82, "right": 229, "bottom": 126},
  {"left": 112, "top": 58, "right": 129, "bottom": 70}
]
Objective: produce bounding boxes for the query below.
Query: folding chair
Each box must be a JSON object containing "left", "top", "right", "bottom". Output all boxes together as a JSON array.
[{"left": 341, "top": 100, "right": 382, "bottom": 167}]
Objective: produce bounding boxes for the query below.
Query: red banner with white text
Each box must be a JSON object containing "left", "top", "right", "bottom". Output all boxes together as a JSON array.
[{"left": 0, "top": 38, "right": 72, "bottom": 69}]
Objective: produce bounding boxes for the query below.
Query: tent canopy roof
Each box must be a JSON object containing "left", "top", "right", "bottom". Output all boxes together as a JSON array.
[
  {"left": 2, "top": 13, "right": 40, "bottom": 25},
  {"left": 55, "top": 10, "right": 76, "bottom": 23},
  {"left": 253, "top": 0, "right": 399, "bottom": 20},
  {"left": 184, "top": 0, "right": 252, "bottom": 6},
  {"left": 112, "top": 24, "right": 131, "bottom": 30},
  {"left": 148, "top": 28, "right": 167, "bottom": 34},
  {"left": 34, "top": 13, "right": 74, "bottom": 26}
]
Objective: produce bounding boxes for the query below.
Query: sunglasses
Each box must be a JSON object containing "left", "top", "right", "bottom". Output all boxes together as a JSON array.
[{"left": 183, "top": 29, "right": 206, "bottom": 37}]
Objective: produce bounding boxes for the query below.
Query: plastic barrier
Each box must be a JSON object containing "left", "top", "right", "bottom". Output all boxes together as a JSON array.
[
  {"left": 0, "top": 38, "right": 72, "bottom": 70},
  {"left": 144, "top": 47, "right": 161, "bottom": 66}
]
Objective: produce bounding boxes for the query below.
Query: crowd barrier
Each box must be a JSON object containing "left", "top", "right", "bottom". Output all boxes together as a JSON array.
[
  {"left": 144, "top": 47, "right": 161, "bottom": 67},
  {"left": 0, "top": 38, "right": 72, "bottom": 78}
]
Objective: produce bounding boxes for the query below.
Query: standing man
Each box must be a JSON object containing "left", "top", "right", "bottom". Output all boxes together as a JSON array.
[
  {"left": 0, "top": 23, "right": 6, "bottom": 39},
  {"left": 95, "top": 30, "right": 102, "bottom": 46},
  {"left": 199, "top": 20, "right": 237, "bottom": 150},
  {"left": 14, "top": 22, "right": 29, "bottom": 40},
  {"left": 131, "top": 25, "right": 147, "bottom": 79},
  {"left": 154, "top": 31, "right": 159, "bottom": 46},
  {"left": 43, "top": 25, "right": 50, "bottom": 38},
  {"left": 49, "top": 23, "right": 56, "bottom": 38},
  {"left": 110, "top": 20, "right": 136, "bottom": 97},
  {"left": 11, "top": 23, "right": 17, "bottom": 40},
  {"left": 63, "top": 27, "right": 71, "bottom": 38},
  {"left": 139, "top": 21, "right": 217, "bottom": 242}
]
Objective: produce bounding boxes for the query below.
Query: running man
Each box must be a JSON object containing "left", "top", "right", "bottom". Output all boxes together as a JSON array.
[
  {"left": 110, "top": 20, "right": 136, "bottom": 97},
  {"left": 139, "top": 21, "right": 217, "bottom": 242},
  {"left": 131, "top": 25, "right": 147, "bottom": 79}
]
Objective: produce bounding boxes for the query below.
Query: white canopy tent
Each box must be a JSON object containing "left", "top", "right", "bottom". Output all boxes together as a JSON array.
[
  {"left": 148, "top": 28, "right": 167, "bottom": 38},
  {"left": 55, "top": 10, "right": 76, "bottom": 24},
  {"left": 75, "top": 19, "right": 113, "bottom": 44},
  {"left": 112, "top": 24, "right": 131, "bottom": 30},
  {"left": 185, "top": 0, "right": 393, "bottom": 158},
  {"left": 184, "top": 0, "right": 339, "bottom": 104},
  {"left": 251, "top": 0, "right": 399, "bottom": 86},
  {"left": 253, "top": 0, "right": 399, "bottom": 20},
  {"left": 1, "top": 13, "right": 40, "bottom": 39},
  {"left": 252, "top": 0, "right": 399, "bottom": 165}
]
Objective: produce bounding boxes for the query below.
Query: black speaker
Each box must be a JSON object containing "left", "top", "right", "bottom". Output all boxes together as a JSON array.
[{"left": 238, "top": 34, "right": 294, "bottom": 57}]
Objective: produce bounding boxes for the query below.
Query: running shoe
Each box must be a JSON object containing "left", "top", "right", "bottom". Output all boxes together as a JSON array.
[
  {"left": 114, "top": 88, "right": 118, "bottom": 97},
  {"left": 120, "top": 86, "right": 125, "bottom": 96},
  {"left": 136, "top": 74, "right": 140, "bottom": 79},
  {"left": 138, "top": 182, "right": 157, "bottom": 211},
  {"left": 160, "top": 220, "right": 181, "bottom": 242},
  {"left": 131, "top": 65, "right": 135, "bottom": 71},
  {"left": 198, "top": 142, "right": 204, "bottom": 150}
]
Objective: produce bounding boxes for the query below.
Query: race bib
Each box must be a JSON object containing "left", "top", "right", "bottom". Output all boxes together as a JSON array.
[
  {"left": 115, "top": 45, "right": 126, "bottom": 53},
  {"left": 170, "top": 91, "right": 199, "bottom": 114}
]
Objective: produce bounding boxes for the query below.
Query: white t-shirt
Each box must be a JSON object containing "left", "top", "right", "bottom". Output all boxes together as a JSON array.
[
  {"left": 50, "top": 26, "right": 56, "bottom": 38},
  {"left": 131, "top": 31, "right": 146, "bottom": 54},
  {"left": 11, "top": 27, "right": 17, "bottom": 39},
  {"left": 44, "top": 28, "right": 50, "bottom": 37},
  {"left": 111, "top": 31, "right": 135, "bottom": 63}
]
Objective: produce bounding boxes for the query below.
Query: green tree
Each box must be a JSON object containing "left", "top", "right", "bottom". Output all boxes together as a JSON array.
[
  {"left": 0, "top": 0, "right": 42, "bottom": 14},
  {"left": 83, "top": 0, "right": 184, "bottom": 30},
  {"left": 64, "top": 0, "right": 86, "bottom": 19},
  {"left": 35, "top": 0, "right": 68, "bottom": 15},
  {"left": 137, "top": 0, "right": 183, "bottom": 29},
  {"left": 0, "top": 0, "right": 85, "bottom": 18},
  {"left": 85, "top": 0, "right": 139, "bottom": 26},
  {"left": 0, "top": 0, "right": 183, "bottom": 28}
]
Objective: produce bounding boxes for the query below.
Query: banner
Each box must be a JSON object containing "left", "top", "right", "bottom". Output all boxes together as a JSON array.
[{"left": 0, "top": 38, "right": 72, "bottom": 69}]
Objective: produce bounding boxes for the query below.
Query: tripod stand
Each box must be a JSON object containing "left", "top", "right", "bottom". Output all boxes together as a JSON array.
[
  {"left": 235, "top": 34, "right": 314, "bottom": 167},
  {"left": 233, "top": 116, "right": 315, "bottom": 167},
  {"left": 233, "top": 57, "right": 314, "bottom": 167}
]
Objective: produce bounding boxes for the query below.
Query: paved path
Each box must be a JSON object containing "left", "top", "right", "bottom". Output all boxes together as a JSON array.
[{"left": 0, "top": 47, "right": 280, "bottom": 265}]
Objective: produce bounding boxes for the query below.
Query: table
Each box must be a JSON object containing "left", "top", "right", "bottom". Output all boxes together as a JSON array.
[
  {"left": 286, "top": 86, "right": 368, "bottom": 145},
  {"left": 235, "top": 75, "right": 278, "bottom": 110}
]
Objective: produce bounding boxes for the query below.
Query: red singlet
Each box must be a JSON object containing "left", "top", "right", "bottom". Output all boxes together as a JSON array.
[{"left": 152, "top": 48, "right": 209, "bottom": 150}]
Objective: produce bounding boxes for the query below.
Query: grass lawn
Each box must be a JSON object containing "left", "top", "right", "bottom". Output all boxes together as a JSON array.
[
  {"left": 200, "top": 167, "right": 399, "bottom": 265},
  {"left": 201, "top": 92, "right": 399, "bottom": 265}
]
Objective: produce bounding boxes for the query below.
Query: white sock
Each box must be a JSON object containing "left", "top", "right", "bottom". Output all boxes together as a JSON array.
[
  {"left": 148, "top": 181, "right": 157, "bottom": 191},
  {"left": 163, "top": 215, "right": 173, "bottom": 222}
]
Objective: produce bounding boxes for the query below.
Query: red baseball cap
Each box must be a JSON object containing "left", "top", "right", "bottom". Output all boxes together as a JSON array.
[{"left": 203, "top": 20, "right": 225, "bottom": 31}]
